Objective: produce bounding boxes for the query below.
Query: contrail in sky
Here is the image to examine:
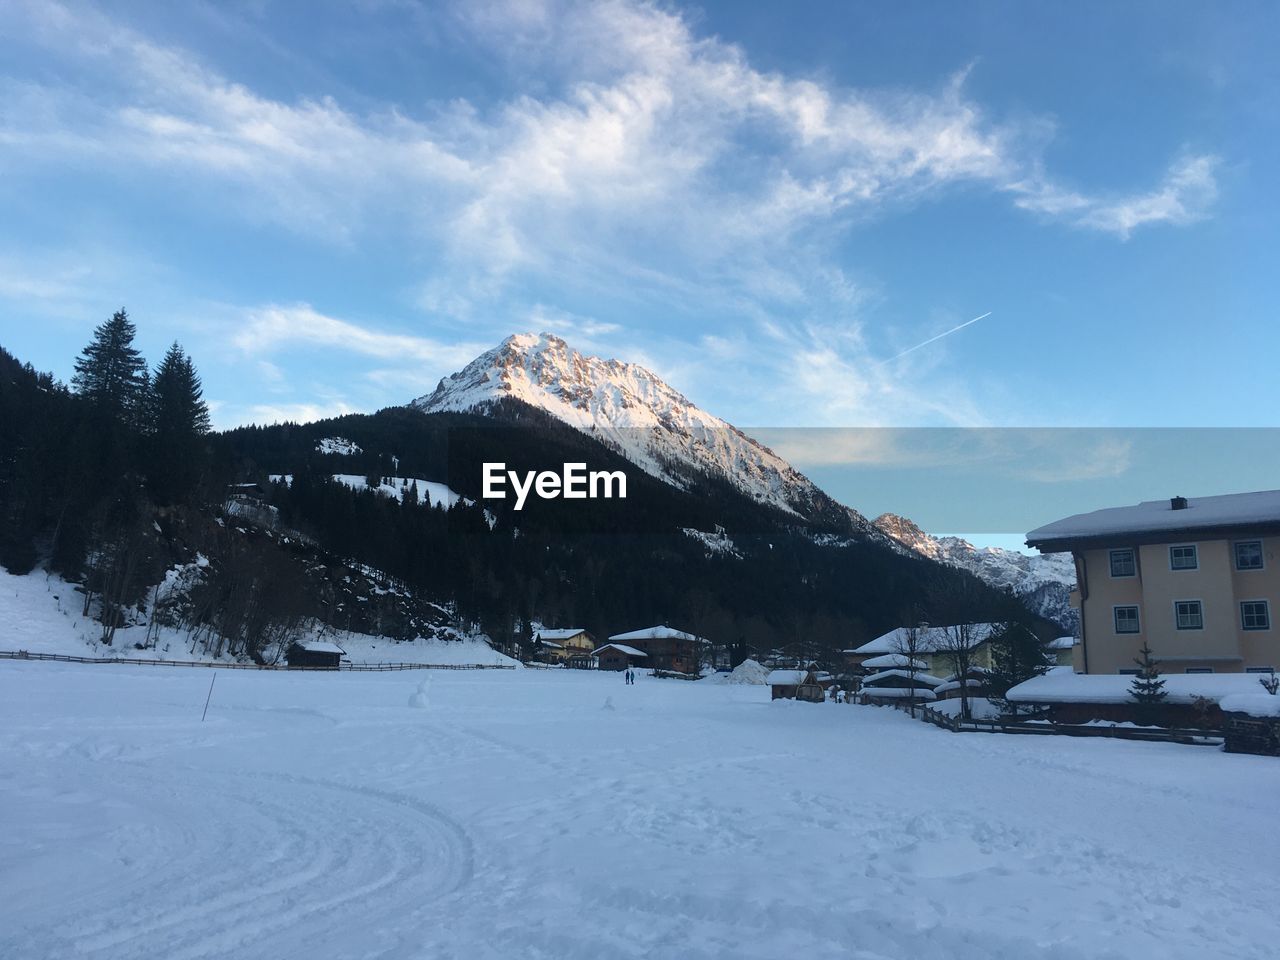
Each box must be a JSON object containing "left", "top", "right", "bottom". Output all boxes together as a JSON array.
[{"left": 879, "top": 311, "right": 991, "bottom": 364}]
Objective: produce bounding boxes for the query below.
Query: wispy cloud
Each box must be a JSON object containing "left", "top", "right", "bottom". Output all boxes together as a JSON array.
[
  {"left": 1011, "top": 155, "right": 1219, "bottom": 239},
  {"left": 233, "top": 304, "right": 486, "bottom": 368}
]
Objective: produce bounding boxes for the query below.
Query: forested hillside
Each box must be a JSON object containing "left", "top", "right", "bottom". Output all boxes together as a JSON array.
[{"left": 0, "top": 313, "right": 1041, "bottom": 667}]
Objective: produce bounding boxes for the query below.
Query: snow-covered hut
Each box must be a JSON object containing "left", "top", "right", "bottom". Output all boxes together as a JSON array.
[{"left": 286, "top": 639, "right": 346, "bottom": 670}]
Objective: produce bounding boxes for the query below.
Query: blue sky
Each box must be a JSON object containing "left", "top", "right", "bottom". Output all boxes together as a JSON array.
[{"left": 1, "top": 0, "right": 1276, "bottom": 539}]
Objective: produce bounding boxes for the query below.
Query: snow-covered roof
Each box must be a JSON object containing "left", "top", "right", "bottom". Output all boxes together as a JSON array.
[
  {"left": 1047, "top": 637, "right": 1076, "bottom": 650},
  {"left": 861, "top": 653, "right": 928, "bottom": 670},
  {"left": 1220, "top": 694, "right": 1280, "bottom": 718},
  {"left": 941, "top": 666, "right": 991, "bottom": 682},
  {"left": 861, "top": 687, "right": 937, "bottom": 700},
  {"left": 767, "top": 669, "right": 816, "bottom": 686},
  {"left": 1007, "top": 672, "right": 1274, "bottom": 705},
  {"left": 1026, "top": 489, "right": 1280, "bottom": 548},
  {"left": 934, "top": 679, "right": 986, "bottom": 694},
  {"left": 294, "top": 640, "right": 346, "bottom": 655},
  {"left": 538, "top": 639, "right": 564, "bottom": 649},
  {"left": 536, "top": 628, "right": 589, "bottom": 641},
  {"left": 854, "top": 623, "right": 1001, "bottom": 656},
  {"left": 593, "top": 643, "right": 647, "bottom": 658},
  {"left": 609, "top": 625, "right": 707, "bottom": 644},
  {"left": 862, "top": 668, "right": 945, "bottom": 688}
]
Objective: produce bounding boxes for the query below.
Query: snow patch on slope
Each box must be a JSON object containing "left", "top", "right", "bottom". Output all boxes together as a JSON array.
[{"left": 271, "top": 474, "right": 468, "bottom": 509}]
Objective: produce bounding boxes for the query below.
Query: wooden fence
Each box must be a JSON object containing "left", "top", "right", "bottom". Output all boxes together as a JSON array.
[
  {"left": 0, "top": 650, "right": 515, "bottom": 672},
  {"left": 910, "top": 702, "right": 1222, "bottom": 746}
]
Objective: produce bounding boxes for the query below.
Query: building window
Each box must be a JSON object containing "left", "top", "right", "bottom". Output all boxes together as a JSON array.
[
  {"left": 1109, "top": 548, "right": 1136, "bottom": 577},
  {"left": 1118, "top": 668, "right": 1140, "bottom": 676},
  {"left": 1114, "top": 606, "right": 1140, "bottom": 634},
  {"left": 1234, "top": 540, "right": 1264, "bottom": 570},
  {"left": 1175, "top": 600, "right": 1203, "bottom": 630},
  {"left": 1170, "top": 544, "right": 1198, "bottom": 570},
  {"left": 1246, "top": 666, "right": 1276, "bottom": 674},
  {"left": 1185, "top": 667, "right": 1214, "bottom": 674},
  {"left": 1241, "top": 600, "right": 1271, "bottom": 631}
]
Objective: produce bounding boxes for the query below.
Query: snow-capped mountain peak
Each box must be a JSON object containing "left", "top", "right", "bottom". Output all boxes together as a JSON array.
[
  {"left": 873, "top": 513, "right": 1079, "bottom": 631},
  {"left": 413, "top": 332, "right": 865, "bottom": 527}
]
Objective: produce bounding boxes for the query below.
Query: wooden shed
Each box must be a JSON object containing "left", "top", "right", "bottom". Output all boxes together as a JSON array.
[
  {"left": 768, "top": 668, "right": 826, "bottom": 702},
  {"left": 285, "top": 640, "right": 346, "bottom": 670}
]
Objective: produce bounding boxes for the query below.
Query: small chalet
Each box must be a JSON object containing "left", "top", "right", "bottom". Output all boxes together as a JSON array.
[
  {"left": 768, "top": 668, "right": 826, "bottom": 702},
  {"left": 594, "top": 643, "right": 648, "bottom": 672},
  {"left": 858, "top": 668, "right": 942, "bottom": 705},
  {"left": 849, "top": 623, "right": 1001, "bottom": 678},
  {"left": 286, "top": 639, "right": 346, "bottom": 670},
  {"left": 607, "top": 625, "right": 707, "bottom": 674}
]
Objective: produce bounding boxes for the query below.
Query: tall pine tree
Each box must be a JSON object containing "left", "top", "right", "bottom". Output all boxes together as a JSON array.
[
  {"left": 72, "top": 309, "right": 148, "bottom": 425},
  {"left": 147, "top": 341, "right": 211, "bottom": 503}
]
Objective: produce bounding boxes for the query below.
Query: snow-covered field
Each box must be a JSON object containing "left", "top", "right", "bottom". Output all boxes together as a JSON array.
[{"left": 2, "top": 664, "right": 1277, "bottom": 960}]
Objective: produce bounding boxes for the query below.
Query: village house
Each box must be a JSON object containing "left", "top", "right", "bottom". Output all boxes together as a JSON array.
[
  {"left": 592, "top": 643, "right": 647, "bottom": 672},
  {"left": 848, "top": 623, "right": 1002, "bottom": 678},
  {"left": 606, "top": 625, "right": 707, "bottom": 674},
  {"left": 1026, "top": 490, "right": 1280, "bottom": 675},
  {"left": 533, "top": 628, "right": 595, "bottom": 665}
]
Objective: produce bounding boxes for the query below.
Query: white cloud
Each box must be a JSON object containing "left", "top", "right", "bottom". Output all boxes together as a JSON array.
[
  {"left": 1011, "top": 155, "right": 1219, "bottom": 239},
  {"left": 233, "top": 304, "right": 486, "bottom": 369}
]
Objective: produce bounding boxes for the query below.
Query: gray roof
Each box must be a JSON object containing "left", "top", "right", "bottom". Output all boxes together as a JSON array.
[{"left": 1027, "top": 489, "right": 1280, "bottom": 547}]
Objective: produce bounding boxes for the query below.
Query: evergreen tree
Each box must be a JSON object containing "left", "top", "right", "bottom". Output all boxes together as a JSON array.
[
  {"left": 1129, "top": 642, "right": 1167, "bottom": 724},
  {"left": 151, "top": 342, "right": 210, "bottom": 438},
  {"left": 146, "top": 342, "right": 211, "bottom": 503},
  {"left": 987, "top": 621, "right": 1054, "bottom": 713},
  {"left": 72, "top": 309, "right": 148, "bottom": 424}
]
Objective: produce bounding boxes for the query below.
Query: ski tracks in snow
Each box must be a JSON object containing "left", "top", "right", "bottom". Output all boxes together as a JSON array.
[{"left": 2, "top": 760, "right": 474, "bottom": 960}]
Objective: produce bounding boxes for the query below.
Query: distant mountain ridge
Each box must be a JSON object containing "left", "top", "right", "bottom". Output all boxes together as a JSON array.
[{"left": 873, "top": 513, "right": 1078, "bottom": 632}]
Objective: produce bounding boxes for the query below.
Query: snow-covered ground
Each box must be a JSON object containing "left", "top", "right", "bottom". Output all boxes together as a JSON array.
[
  {"left": 0, "top": 567, "right": 515, "bottom": 667},
  {"left": 2, "top": 664, "right": 1277, "bottom": 960}
]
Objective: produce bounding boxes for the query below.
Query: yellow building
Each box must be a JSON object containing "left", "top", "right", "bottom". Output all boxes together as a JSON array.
[
  {"left": 1026, "top": 491, "right": 1280, "bottom": 675},
  {"left": 534, "top": 628, "right": 595, "bottom": 663}
]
